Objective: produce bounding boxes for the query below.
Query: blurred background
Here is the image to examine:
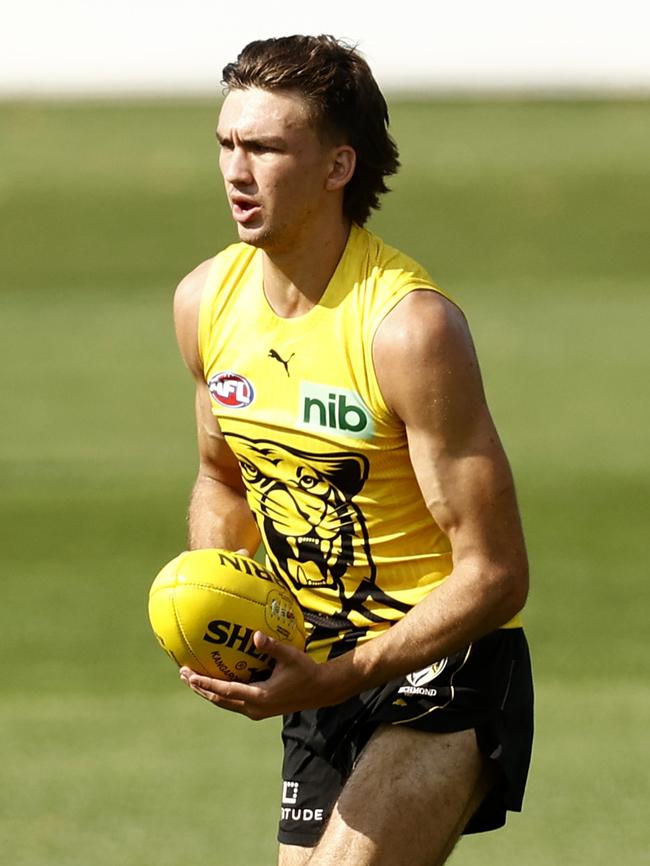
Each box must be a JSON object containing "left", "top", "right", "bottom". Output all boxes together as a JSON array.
[{"left": 2, "top": 2, "right": 649, "bottom": 864}]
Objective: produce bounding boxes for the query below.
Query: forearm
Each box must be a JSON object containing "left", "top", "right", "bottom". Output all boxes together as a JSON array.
[
  {"left": 322, "top": 561, "right": 527, "bottom": 704},
  {"left": 179, "top": 559, "right": 528, "bottom": 719},
  {"left": 187, "top": 472, "right": 260, "bottom": 553}
]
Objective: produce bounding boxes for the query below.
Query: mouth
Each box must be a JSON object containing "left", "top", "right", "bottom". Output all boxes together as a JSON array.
[{"left": 230, "top": 196, "right": 262, "bottom": 225}]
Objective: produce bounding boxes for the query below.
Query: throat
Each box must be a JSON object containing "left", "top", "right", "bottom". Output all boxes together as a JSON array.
[
  {"left": 261, "top": 222, "right": 351, "bottom": 319},
  {"left": 264, "top": 283, "right": 317, "bottom": 318}
]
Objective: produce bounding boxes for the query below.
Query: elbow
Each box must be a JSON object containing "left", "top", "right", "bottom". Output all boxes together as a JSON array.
[
  {"left": 495, "top": 558, "right": 529, "bottom": 622},
  {"left": 467, "top": 552, "right": 528, "bottom": 626}
]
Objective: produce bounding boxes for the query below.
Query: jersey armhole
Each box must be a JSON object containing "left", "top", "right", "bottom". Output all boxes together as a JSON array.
[
  {"left": 366, "top": 282, "right": 457, "bottom": 421},
  {"left": 197, "top": 256, "right": 222, "bottom": 374}
]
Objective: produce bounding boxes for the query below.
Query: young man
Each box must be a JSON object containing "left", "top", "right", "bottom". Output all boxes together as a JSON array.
[{"left": 174, "top": 35, "right": 533, "bottom": 866}]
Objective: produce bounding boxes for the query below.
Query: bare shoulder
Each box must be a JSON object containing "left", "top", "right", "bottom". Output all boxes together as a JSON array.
[
  {"left": 374, "top": 289, "right": 484, "bottom": 425},
  {"left": 375, "top": 289, "right": 473, "bottom": 361},
  {"left": 174, "top": 257, "right": 214, "bottom": 325},
  {"left": 173, "top": 258, "right": 214, "bottom": 377}
]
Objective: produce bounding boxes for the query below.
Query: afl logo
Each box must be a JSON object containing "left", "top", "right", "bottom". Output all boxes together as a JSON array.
[{"left": 208, "top": 372, "right": 255, "bottom": 408}]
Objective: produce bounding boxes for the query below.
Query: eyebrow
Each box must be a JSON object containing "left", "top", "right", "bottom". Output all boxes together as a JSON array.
[{"left": 215, "top": 131, "right": 286, "bottom": 149}]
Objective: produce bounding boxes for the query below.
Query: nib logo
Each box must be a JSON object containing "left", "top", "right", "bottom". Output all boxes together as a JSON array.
[{"left": 299, "top": 382, "right": 374, "bottom": 439}]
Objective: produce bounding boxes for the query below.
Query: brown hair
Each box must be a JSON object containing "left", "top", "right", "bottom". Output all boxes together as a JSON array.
[{"left": 221, "top": 35, "right": 400, "bottom": 226}]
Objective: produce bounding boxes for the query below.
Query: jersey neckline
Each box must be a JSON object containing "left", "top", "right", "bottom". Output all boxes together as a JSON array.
[{"left": 257, "top": 224, "right": 361, "bottom": 324}]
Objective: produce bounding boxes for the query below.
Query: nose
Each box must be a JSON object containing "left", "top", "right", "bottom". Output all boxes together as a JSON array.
[{"left": 221, "top": 144, "right": 253, "bottom": 187}]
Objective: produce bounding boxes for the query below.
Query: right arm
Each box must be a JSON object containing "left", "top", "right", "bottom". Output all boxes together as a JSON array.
[{"left": 173, "top": 260, "right": 260, "bottom": 554}]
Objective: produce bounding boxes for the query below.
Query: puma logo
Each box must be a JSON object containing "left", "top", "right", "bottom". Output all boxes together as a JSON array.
[{"left": 268, "top": 349, "right": 295, "bottom": 377}]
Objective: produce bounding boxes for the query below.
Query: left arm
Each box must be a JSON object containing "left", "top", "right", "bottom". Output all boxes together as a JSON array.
[
  {"left": 361, "top": 289, "right": 529, "bottom": 665},
  {"left": 181, "top": 290, "right": 528, "bottom": 717}
]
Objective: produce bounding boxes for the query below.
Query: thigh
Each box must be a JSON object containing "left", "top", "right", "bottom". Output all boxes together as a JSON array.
[
  {"left": 307, "top": 724, "right": 495, "bottom": 866},
  {"left": 278, "top": 843, "right": 312, "bottom": 866}
]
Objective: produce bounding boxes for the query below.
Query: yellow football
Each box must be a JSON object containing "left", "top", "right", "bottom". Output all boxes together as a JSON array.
[{"left": 148, "top": 548, "right": 305, "bottom": 682}]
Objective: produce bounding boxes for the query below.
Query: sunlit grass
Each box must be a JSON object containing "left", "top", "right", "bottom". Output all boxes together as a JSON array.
[{"left": 1, "top": 97, "right": 649, "bottom": 864}]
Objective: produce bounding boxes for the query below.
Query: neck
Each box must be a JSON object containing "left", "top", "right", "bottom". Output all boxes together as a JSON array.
[{"left": 262, "top": 218, "right": 352, "bottom": 318}]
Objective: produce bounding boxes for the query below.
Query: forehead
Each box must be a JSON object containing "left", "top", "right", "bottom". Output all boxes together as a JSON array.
[{"left": 217, "top": 87, "right": 314, "bottom": 138}]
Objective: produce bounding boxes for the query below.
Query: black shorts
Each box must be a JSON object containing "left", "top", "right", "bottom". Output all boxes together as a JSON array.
[{"left": 278, "top": 627, "right": 534, "bottom": 847}]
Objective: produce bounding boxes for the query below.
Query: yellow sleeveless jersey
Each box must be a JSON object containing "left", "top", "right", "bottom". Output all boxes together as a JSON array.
[{"left": 198, "top": 224, "right": 521, "bottom": 661}]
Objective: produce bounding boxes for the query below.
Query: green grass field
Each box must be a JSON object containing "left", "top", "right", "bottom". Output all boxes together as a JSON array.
[{"left": 1, "top": 97, "right": 649, "bottom": 864}]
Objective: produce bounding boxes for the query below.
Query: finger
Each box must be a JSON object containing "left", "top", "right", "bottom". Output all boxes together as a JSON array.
[
  {"left": 235, "top": 548, "right": 251, "bottom": 557},
  {"left": 188, "top": 680, "right": 247, "bottom": 712},
  {"left": 253, "top": 631, "right": 302, "bottom": 663},
  {"left": 186, "top": 672, "right": 260, "bottom": 703},
  {"left": 187, "top": 678, "right": 270, "bottom": 719}
]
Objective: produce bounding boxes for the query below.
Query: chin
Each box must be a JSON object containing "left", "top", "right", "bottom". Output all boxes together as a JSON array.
[
  {"left": 235, "top": 219, "right": 263, "bottom": 240},
  {"left": 236, "top": 223, "right": 280, "bottom": 252}
]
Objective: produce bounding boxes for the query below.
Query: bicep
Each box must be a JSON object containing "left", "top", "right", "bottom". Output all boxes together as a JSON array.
[
  {"left": 173, "top": 259, "right": 245, "bottom": 493},
  {"left": 406, "top": 411, "right": 523, "bottom": 570},
  {"left": 173, "top": 257, "right": 213, "bottom": 377},
  {"left": 375, "top": 291, "right": 527, "bottom": 573},
  {"left": 195, "top": 381, "right": 246, "bottom": 494}
]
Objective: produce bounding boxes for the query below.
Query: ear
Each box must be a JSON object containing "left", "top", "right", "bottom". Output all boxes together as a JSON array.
[{"left": 325, "top": 145, "right": 356, "bottom": 192}]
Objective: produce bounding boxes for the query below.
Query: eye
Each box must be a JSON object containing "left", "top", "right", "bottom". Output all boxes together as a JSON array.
[{"left": 249, "top": 142, "right": 277, "bottom": 155}]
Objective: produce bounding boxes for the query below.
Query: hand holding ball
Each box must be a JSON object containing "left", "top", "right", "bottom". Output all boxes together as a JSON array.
[{"left": 148, "top": 549, "right": 305, "bottom": 683}]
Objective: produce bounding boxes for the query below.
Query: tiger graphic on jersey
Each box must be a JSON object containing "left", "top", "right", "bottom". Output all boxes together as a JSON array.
[{"left": 226, "top": 433, "right": 410, "bottom": 650}]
